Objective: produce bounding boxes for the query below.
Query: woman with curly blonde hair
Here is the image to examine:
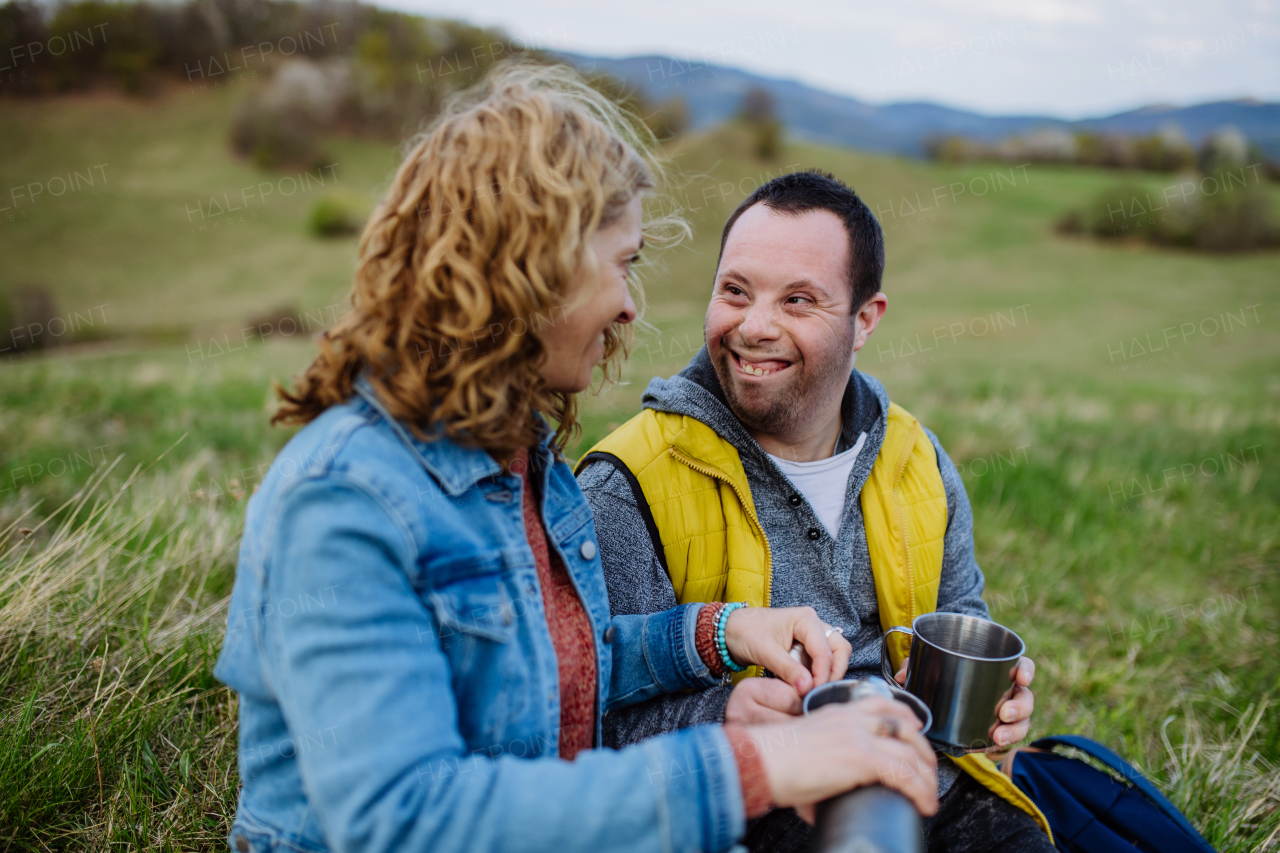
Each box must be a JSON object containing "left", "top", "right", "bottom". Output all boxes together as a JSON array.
[{"left": 214, "top": 63, "right": 937, "bottom": 853}]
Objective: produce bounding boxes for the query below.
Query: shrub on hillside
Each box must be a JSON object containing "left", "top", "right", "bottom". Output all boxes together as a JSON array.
[
  {"left": 644, "top": 96, "right": 688, "bottom": 142},
  {"left": 307, "top": 193, "right": 367, "bottom": 238},
  {"left": 230, "top": 98, "right": 328, "bottom": 169},
  {"left": 924, "top": 134, "right": 978, "bottom": 164},
  {"left": 739, "top": 86, "right": 782, "bottom": 161},
  {"left": 244, "top": 304, "right": 300, "bottom": 340},
  {"left": 0, "top": 0, "right": 349, "bottom": 96},
  {"left": 0, "top": 0, "right": 47, "bottom": 95},
  {"left": 229, "top": 59, "right": 345, "bottom": 168},
  {"left": 559, "top": 70, "right": 686, "bottom": 147},
  {"left": 1193, "top": 174, "right": 1279, "bottom": 251},
  {"left": 1057, "top": 172, "right": 1279, "bottom": 252},
  {"left": 1056, "top": 182, "right": 1195, "bottom": 245},
  {"left": 928, "top": 123, "right": 1267, "bottom": 178},
  {"left": 0, "top": 285, "right": 59, "bottom": 352}
]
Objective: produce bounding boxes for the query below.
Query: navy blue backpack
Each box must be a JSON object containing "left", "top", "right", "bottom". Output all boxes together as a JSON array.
[{"left": 1005, "top": 735, "right": 1217, "bottom": 853}]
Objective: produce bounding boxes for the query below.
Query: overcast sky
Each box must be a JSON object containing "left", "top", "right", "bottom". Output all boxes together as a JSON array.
[{"left": 374, "top": 0, "right": 1278, "bottom": 118}]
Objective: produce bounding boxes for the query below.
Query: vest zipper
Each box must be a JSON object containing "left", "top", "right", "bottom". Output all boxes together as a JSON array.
[
  {"left": 892, "top": 422, "right": 918, "bottom": 625},
  {"left": 669, "top": 449, "right": 774, "bottom": 608}
]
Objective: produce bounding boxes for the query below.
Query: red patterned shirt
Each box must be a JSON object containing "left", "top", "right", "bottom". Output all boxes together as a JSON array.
[{"left": 516, "top": 448, "right": 597, "bottom": 761}]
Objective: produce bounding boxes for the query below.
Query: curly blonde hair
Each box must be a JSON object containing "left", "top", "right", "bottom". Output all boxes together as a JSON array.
[{"left": 274, "top": 63, "right": 684, "bottom": 459}]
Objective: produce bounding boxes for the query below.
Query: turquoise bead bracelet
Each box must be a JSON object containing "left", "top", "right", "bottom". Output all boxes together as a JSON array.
[{"left": 715, "top": 601, "right": 749, "bottom": 673}]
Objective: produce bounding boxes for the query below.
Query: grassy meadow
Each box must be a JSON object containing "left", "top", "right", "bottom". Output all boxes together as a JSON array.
[{"left": 1, "top": 81, "right": 1278, "bottom": 851}]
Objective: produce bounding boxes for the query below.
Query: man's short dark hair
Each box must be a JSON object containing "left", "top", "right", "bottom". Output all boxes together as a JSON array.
[{"left": 716, "top": 169, "right": 884, "bottom": 310}]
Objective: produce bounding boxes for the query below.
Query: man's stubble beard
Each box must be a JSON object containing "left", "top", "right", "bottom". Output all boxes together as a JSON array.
[{"left": 708, "top": 325, "right": 859, "bottom": 439}]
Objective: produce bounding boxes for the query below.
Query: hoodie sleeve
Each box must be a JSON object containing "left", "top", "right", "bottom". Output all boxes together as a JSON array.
[
  {"left": 924, "top": 428, "right": 991, "bottom": 621},
  {"left": 577, "top": 460, "right": 734, "bottom": 748}
]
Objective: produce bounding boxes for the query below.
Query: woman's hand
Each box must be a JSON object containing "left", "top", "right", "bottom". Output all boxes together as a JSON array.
[
  {"left": 747, "top": 696, "right": 939, "bottom": 822},
  {"left": 724, "top": 606, "right": 851, "bottom": 695},
  {"left": 894, "top": 654, "right": 1037, "bottom": 748}
]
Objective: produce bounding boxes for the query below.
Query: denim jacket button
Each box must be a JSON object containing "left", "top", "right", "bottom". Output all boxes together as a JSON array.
[
  {"left": 579, "top": 540, "right": 597, "bottom": 560},
  {"left": 234, "top": 835, "right": 250, "bottom": 852},
  {"left": 603, "top": 625, "right": 617, "bottom": 643}
]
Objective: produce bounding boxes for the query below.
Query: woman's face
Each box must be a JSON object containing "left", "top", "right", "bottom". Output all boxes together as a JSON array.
[{"left": 541, "top": 195, "right": 643, "bottom": 394}]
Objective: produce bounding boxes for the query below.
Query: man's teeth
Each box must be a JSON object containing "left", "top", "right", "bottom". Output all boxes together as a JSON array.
[{"left": 742, "top": 362, "right": 773, "bottom": 376}]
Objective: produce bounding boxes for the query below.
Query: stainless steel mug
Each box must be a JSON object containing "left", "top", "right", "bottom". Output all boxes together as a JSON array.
[
  {"left": 879, "top": 612, "right": 1025, "bottom": 753},
  {"left": 803, "top": 678, "right": 932, "bottom": 853}
]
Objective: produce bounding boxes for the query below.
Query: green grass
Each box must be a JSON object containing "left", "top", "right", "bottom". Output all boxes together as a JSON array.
[
  {"left": 0, "top": 463, "right": 240, "bottom": 847},
  {"left": 1, "top": 84, "right": 1278, "bottom": 850}
]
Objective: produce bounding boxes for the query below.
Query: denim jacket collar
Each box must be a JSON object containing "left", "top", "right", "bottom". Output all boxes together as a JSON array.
[{"left": 352, "top": 375, "right": 553, "bottom": 495}]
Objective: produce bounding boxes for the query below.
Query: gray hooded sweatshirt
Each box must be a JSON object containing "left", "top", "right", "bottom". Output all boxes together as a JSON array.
[{"left": 578, "top": 347, "right": 991, "bottom": 804}]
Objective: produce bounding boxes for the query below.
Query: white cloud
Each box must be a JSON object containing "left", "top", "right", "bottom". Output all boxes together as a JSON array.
[{"left": 936, "top": 0, "right": 1105, "bottom": 25}]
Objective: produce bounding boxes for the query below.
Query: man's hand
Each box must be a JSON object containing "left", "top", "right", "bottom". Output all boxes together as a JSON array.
[
  {"left": 725, "top": 678, "right": 803, "bottom": 724},
  {"left": 992, "top": 656, "right": 1035, "bottom": 747},
  {"left": 894, "top": 655, "right": 1037, "bottom": 748},
  {"left": 723, "top": 605, "right": 851, "bottom": 695}
]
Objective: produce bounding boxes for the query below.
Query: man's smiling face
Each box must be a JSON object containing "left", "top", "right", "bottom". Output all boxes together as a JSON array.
[{"left": 705, "top": 204, "right": 860, "bottom": 437}]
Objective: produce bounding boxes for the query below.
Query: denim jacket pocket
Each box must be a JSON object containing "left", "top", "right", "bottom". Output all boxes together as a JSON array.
[{"left": 425, "top": 554, "right": 517, "bottom": 644}]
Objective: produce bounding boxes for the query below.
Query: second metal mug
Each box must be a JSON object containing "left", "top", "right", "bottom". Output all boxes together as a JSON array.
[{"left": 879, "top": 612, "right": 1025, "bottom": 752}]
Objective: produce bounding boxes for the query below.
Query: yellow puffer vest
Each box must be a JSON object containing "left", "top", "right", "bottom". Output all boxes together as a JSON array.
[{"left": 578, "top": 404, "right": 1051, "bottom": 839}]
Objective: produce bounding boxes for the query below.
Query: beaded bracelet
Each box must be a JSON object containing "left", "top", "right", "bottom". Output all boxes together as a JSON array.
[
  {"left": 695, "top": 602, "right": 729, "bottom": 678},
  {"left": 715, "top": 601, "right": 749, "bottom": 673}
]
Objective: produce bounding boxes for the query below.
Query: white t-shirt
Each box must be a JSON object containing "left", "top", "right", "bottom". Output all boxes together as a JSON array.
[{"left": 767, "top": 432, "right": 868, "bottom": 540}]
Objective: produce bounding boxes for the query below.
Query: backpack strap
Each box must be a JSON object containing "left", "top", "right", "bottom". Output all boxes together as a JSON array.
[
  {"left": 578, "top": 451, "right": 670, "bottom": 576},
  {"left": 1030, "top": 735, "right": 1212, "bottom": 847}
]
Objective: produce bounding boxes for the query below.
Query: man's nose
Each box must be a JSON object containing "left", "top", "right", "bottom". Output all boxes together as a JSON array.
[{"left": 736, "top": 301, "right": 779, "bottom": 344}]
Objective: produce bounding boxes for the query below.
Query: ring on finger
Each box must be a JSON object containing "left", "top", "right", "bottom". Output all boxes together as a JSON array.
[
  {"left": 874, "top": 716, "right": 901, "bottom": 739},
  {"left": 824, "top": 625, "right": 843, "bottom": 638}
]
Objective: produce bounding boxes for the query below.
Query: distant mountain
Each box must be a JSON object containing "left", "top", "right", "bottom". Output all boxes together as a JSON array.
[{"left": 561, "top": 52, "right": 1280, "bottom": 159}]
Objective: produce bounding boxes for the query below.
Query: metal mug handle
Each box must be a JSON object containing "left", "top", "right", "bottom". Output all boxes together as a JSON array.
[{"left": 880, "top": 625, "right": 914, "bottom": 684}]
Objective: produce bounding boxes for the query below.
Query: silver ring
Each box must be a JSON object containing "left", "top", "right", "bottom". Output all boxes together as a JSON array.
[
  {"left": 824, "top": 626, "right": 843, "bottom": 638},
  {"left": 875, "top": 716, "right": 901, "bottom": 739}
]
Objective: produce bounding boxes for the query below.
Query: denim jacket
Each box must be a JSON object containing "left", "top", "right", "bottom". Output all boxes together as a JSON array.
[{"left": 214, "top": 380, "right": 747, "bottom": 853}]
